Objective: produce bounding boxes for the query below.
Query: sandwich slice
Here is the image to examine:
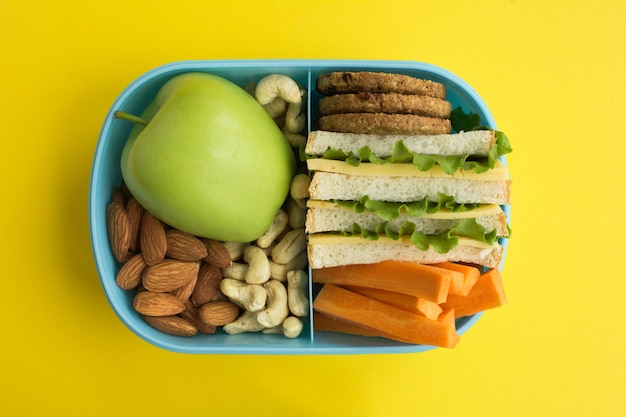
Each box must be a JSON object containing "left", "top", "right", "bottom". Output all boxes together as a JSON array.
[{"left": 305, "top": 126, "right": 512, "bottom": 269}]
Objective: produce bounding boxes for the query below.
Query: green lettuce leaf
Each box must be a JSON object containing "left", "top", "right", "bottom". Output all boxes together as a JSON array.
[
  {"left": 340, "top": 217, "right": 500, "bottom": 254},
  {"left": 450, "top": 106, "right": 482, "bottom": 132},
  {"left": 451, "top": 107, "right": 513, "bottom": 170},
  {"left": 333, "top": 194, "right": 479, "bottom": 221},
  {"left": 309, "top": 129, "right": 511, "bottom": 174}
]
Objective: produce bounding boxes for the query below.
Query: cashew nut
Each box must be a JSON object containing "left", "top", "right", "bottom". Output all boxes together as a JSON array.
[
  {"left": 284, "top": 106, "right": 305, "bottom": 134},
  {"left": 287, "top": 270, "right": 309, "bottom": 317},
  {"left": 269, "top": 251, "right": 308, "bottom": 282},
  {"left": 259, "top": 242, "right": 276, "bottom": 257},
  {"left": 262, "top": 316, "right": 304, "bottom": 338},
  {"left": 290, "top": 173, "right": 311, "bottom": 201},
  {"left": 290, "top": 174, "right": 310, "bottom": 209},
  {"left": 261, "top": 324, "right": 283, "bottom": 335},
  {"left": 243, "top": 245, "right": 271, "bottom": 284},
  {"left": 282, "top": 316, "right": 304, "bottom": 339},
  {"left": 256, "top": 280, "right": 289, "bottom": 328},
  {"left": 221, "top": 261, "right": 248, "bottom": 280},
  {"left": 220, "top": 278, "right": 267, "bottom": 312},
  {"left": 263, "top": 97, "right": 288, "bottom": 119},
  {"left": 282, "top": 130, "right": 307, "bottom": 148},
  {"left": 223, "top": 310, "right": 265, "bottom": 334},
  {"left": 285, "top": 196, "right": 306, "bottom": 229},
  {"left": 255, "top": 74, "right": 305, "bottom": 134},
  {"left": 256, "top": 209, "right": 289, "bottom": 249},
  {"left": 271, "top": 228, "right": 307, "bottom": 264},
  {"left": 255, "top": 74, "right": 301, "bottom": 107},
  {"left": 222, "top": 241, "right": 249, "bottom": 261}
]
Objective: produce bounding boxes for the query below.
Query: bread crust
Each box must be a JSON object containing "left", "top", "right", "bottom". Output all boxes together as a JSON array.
[
  {"left": 319, "top": 113, "right": 452, "bottom": 135},
  {"left": 307, "top": 239, "right": 503, "bottom": 269},
  {"left": 319, "top": 92, "right": 452, "bottom": 118},
  {"left": 317, "top": 71, "right": 447, "bottom": 98},
  {"left": 309, "top": 171, "right": 511, "bottom": 205}
]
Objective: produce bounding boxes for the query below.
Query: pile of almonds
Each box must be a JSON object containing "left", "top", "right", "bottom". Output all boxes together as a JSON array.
[{"left": 106, "top": 182, "right": 310, "bottom": 338}]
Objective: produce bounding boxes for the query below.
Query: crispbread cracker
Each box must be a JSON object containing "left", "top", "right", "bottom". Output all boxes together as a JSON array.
[
  {"left": 319, "top": 113, "right": 452, "bottom": 135},
  {"left": 316, "top": 71, "right": 447, "bottom": 98},
  {"left": 320, "top": 92, "right": 452, "bottom": 118}
]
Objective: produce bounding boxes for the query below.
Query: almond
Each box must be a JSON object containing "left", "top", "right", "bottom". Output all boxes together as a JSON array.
[
  {"left": 140, "top": 213, "right": 167, "bottom": 265},
  {"left": 133, "top": 291, "right": 185, "bottom": 316},
  {"left": 122, "top": 250, "right": 138, "bottom": 263},
  {"left": 142, "top": 259, "right": 199, "bottom": 292},
  {"left": 191, "top": 262, "right": 223, "bottom": 306},
  {"left": 126, "top": 198, "right": 144, "bottom": 252},
  {"left": 179, "top": 300, "right": 217, "bottom": 334},
  {"left": 107, "top": 201, "right": 130, "bottom": 263},
  {"left": 170, "top": 270, "right": 198, "bottom": 302},
  {"left": 198, "top": 300, "right": 240, "bottom": 326},
  {"left": 142, "top": 315, "right": 198, "bottom": 337},
  {"left": 202, "top": 238, "right": 233, "bottom": 268},
  {"left": 166, "top": 230, "right": 208, "bottom": 261},
  {"left": 111, "top": 187, "right": 126, "bottom": 206},
  {"left": 115, "top": 253, "right": 147, "bottom": 290}
]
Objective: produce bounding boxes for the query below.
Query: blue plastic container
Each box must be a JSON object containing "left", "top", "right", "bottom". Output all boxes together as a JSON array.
[{"left": 89, "top": 60, "right": 509, "bottom": 354}]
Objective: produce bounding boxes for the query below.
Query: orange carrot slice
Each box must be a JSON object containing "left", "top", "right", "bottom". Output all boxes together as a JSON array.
[
  {"left": 431, "top": 262, "right": 481, "bottom": 296},
  {"left": 312, "top": 260, "right": 462, "bottom": 304},
  {"left": 437, "top": 308, "right": 456, "bottom": 329},
  {"left": 313, "top": 312, "right": 380, "bottom": 337},
  {"left": 441, "top": 268, "right": 508, "bottom": 318},
  {"left": 313, "top": 284, "right": 460, "bottom": 348},
  {"left": 344, "top": 285, "right": 443, "bottom": 320}
]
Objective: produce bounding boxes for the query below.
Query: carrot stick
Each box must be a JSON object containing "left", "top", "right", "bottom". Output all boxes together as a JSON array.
[
  {"left": 441, "top": 268, "right": 507, "bottom": 318},
  {"left": 313, "top": 312, "right": 380, "bottom": 337},
  {"left": 448, "top": 272, "right": 465, "bottom": 295},
  {"left": 344, "top": 285, "right": 442, "bottom": 320},
  {"left": 437, "top": 308, "right": 456, "bottom": 329},
  {"left": 312, "top": 260, "right": 462, "bottom": 304},
  {"left": 431, "top": 262, "right": 481, "bottom": 296},
  {"left": 313, "top": 284, "right": 460, "bottom": 348}
]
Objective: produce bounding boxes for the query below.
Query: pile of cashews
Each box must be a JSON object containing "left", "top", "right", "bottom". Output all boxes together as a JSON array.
[
  {"left": 219, "top": 218, "right": 309, "bottom": 338},
  {"left": 245, "top": 73, "right": 308, "bottom": 149},
  {"left": 216, "top": 75, "right": 311, "bottom": 338}
]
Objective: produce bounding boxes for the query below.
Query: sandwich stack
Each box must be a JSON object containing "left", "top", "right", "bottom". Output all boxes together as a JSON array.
[{"left": 306, "top": 71, "right": 512, "bottom": 270}]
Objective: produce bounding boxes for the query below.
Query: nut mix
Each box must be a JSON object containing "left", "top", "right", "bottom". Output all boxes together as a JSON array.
[{"left": 106, "top": 182, "right": 310, "bottom": 338}]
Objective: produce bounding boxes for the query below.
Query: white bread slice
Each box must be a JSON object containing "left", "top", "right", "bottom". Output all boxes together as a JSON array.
[
  {"left": 305, "top": 201, "right": 509, "bottom": 237},
  {"left": 307, "top": 235, "right": 503, "bottom": 269},
  {"left": 305, "top": 130, "right": 496, "bottom": 157},
  {"left": 309, "top": 171, "right": 511, "bottom": 205}
]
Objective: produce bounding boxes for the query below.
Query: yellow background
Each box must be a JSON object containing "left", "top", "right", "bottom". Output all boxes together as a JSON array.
[{"left": 1, "top": 0, "right": 625, "bottom": 416}]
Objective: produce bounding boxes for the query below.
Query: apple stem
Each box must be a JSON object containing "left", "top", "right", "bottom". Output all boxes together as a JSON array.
[{"left": 114, "top": 110, "right": 148, "bottom": 126}]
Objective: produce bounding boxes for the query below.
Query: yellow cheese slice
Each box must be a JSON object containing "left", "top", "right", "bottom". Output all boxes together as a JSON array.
[
  {"left": 307, "top": 234, "right": 495, "bottom": 249},
  {"left": 306, "top": 200, "right": 503, "bottom": 219},
  {"left": 306, "top": 158, "right": 508, "bottom": 181}
]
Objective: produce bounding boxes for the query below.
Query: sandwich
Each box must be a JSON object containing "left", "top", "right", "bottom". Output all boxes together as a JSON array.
[{"left": 305, "top": 72, "right": 512, "bottom": 270}]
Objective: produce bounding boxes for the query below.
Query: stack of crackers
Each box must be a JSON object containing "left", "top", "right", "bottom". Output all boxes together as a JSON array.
[{"left": 316, "top": 71, "right": 452, "bottom": 135}]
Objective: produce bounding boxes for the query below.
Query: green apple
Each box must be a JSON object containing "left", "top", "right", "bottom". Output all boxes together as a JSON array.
[{"left": 118, "top": 72, "right": 296, "bottom": 242}]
